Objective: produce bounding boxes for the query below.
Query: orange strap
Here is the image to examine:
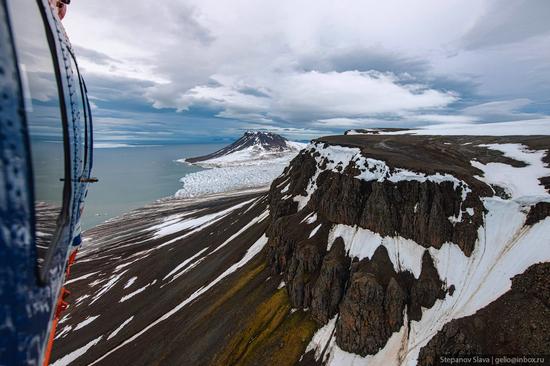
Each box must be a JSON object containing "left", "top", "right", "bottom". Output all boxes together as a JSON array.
[{"left": 42, "top": 249, "right": 78, "bottom": 366}]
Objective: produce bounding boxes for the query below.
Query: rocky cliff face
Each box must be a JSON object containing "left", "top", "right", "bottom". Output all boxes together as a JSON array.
[
  {"left": 265, "top": 145, "right": 458, "bottom": 356},
  {"left": 264, "top": 134, "right": 550, "bottom": 365},
  {"left": 418, "top": 262, "right": 550, "bottom": 365},
  {"left": 270, "top": 151, "right": 484, "bottom": 255}
]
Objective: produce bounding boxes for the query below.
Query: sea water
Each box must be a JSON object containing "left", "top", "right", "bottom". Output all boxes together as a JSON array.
[
  {"left": 32, "top": 142, "right": 224, "bottom": 230},
  {"left": 83, "top": 143, "right": 224, "bottom": 230}
]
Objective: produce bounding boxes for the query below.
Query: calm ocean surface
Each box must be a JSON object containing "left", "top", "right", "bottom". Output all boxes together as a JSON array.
[{"left": 83, "top": 143, "right": 224, "bottom": 230}]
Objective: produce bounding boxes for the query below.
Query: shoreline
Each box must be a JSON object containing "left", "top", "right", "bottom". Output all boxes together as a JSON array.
[{"left": 83, "top": 185, "right": 270, "bottom": 236}]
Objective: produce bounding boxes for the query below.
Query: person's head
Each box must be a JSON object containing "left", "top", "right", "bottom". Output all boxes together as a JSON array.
[{"left": 48, "top": 0, "right": 69, "bottom": 20}]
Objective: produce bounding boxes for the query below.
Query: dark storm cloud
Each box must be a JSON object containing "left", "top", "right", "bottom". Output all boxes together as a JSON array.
[
  {"left": 461, "top": 0, "right": 550, "bottom": 50},
  {"left": 300, "top": 47, "right": 430, "bottom": 75},
  {"left": 74, "top": 46, "right": 120, "bottom": 66}
]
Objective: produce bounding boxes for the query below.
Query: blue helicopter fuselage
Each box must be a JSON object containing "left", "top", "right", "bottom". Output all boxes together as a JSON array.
[{"left": 0, "top": 0, "right": 94, "bottom": 364}]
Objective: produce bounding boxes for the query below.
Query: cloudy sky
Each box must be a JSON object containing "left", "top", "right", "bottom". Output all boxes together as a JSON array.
[{"left": 63, "top": 0, "right": 550, "bottom": 143}]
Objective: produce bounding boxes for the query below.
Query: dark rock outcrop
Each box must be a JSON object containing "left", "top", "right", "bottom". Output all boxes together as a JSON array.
[
  {"left": 418, "top": 263, "right": 550, "bottom": 365},
  {"left": 525, "top": 202, "right": 550, "bottom": 226},
  {"left": 335, "top": 247, "right": 445, "bottom": 356},
  {"left": 409, "top": 252, "right": 447, "bottom": 321},
  {"left": 285, "top": 239, "right": 324, "bottom": 308},
  {"left": 270, "top": 149, "right": 484, "bottom": 257},
  {"left": 265, "top": 145, "right": 457, "bottom": 357},
  {"left": 336, "top": 271, "right": 389, "bottom": 355},
  {"left": 384, "top": 278, "right": 406, "bottom": 332},
  {"left": 310, "top": 239, "right": 350, "bottom": 324},
  {"left": 264, "top": 135, "right": 549, "bottom": 361},
  {"left": 323, "top": 176, "right": 481, "bottom": 256}
]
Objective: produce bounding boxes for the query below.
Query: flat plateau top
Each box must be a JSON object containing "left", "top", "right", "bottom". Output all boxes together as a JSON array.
[{"left": 316, "top": 134, "right": 550, "bottom": 194}]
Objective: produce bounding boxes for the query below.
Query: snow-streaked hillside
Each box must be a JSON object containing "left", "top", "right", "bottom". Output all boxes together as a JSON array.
[
  {"left": 52, "top": 133, "right": 550, "bottom": 366},
  {"left": 175, "top": 131, "right": 306, "bottom": 198}
]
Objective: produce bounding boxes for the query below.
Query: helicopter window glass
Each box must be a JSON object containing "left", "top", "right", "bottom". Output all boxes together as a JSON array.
[
  {"left": 69, "top": 54, "right": 87, "bottom": 176},
  {"left": 82, "top": 78, "right": 92, "bottom": 172},
  {"left": 7, "top": 0, "right": 68, "bottom": 272}
]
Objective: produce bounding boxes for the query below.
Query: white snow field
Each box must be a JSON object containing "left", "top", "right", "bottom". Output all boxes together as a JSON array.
[
  {"left": 471, "top": 143, "right": 550, "bottom": 199},
  {"left": 347, "top": 118, "right": 550, "bottom": 136},
  {"left": 299, "top": 140, "right": 550, "bottom": 366},
  {"left": 176, "top": 140, "right": 306, "bottom": 198},
  {"left": 175, "top": 164, "right": 291, "bottom": 198}
]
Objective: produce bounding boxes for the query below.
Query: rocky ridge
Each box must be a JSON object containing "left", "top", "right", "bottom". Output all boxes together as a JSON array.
[{"left": 265, "top": 134, "right": 550, "bottom": 364}]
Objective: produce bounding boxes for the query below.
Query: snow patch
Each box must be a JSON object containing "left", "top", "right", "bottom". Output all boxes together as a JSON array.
[
  {"left": 73, "top": 316, "right": 100, "bottom": 331},
  {"left": 309, "top": 224, "right": 322, "bottom": 238},
  {"left": 124, "top": 276, "right": 137, "bottom": 289},
  {"left": 90, "top": 270, "right": 128, "bottom": 305},
  {"left": 471, "top": 143, "right": 550, "bottom": 199},
  {"left": 300, "top": 212, "right": 318, "bottom": 224},
  {"left": 107, "top": 317, "right": 134, "bottom": 340},
  {"left": 120, "top": 280, "right": 157, "bottom": 303},
  {"left": 50, "top": 336, "right": 103, "bottom": 366},
  {"left": 328, "top": 225, "right": 426, "bottom": 279},
  {"left": 54, "top": 325, "right": 72, "bottom": 340},
  {"left": 162, "top": 247, "right": 209, "bottom": 281},
  {"left": 74, "top": 294, "right": 90, "bottom": 306},
  {"left": 305, "top": 315, "right": 337, "bottom": 361},
  {"left": 211, "top": 210, "right": 269, "bottom": 254},
  {"left": 65, "top": 271, "right": 100, "bottom": 285}
]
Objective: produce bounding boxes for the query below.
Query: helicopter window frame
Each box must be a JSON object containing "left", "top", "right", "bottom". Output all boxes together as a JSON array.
[
  {"left": 34, "top": 0, "right": 73, "bottom": 284},
  {"left": 6, "top": 0, "right": 74, "bottom": 284},
  {"left": 68, "top": 50, "right": 92, "bottom": 175},
  {"left": 82, "top": 77, "right": 93, "bottom": 173}
]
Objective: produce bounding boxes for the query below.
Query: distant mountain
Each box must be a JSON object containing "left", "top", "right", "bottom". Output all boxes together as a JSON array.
[
  {"left": 174, "top": 131, "right": 307, "bottom": 197},
  {"left": 184, "top": 131, "right": 305, "bottom": 167}
]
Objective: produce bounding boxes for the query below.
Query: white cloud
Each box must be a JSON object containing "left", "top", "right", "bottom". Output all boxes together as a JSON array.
[
  {"left": 63, "top": 0, "right": 550, "bottom": 131},
  {"left": 313, "top": 118, "right": 382, "bottom": 128},
  {"left": 460, "top": 98, "right": 546, "bottom": 122},
  {"left": 172, "top": 71, "right": 457, "bottom": 122},
  {"left": 312, "top": 113, "right": 477, "bottom": 129},
  {"left": 407, "top": 114, "right": 478, "bottom": 124}
]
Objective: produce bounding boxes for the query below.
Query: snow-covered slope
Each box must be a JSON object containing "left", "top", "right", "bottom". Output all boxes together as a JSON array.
[
  {"left": 52, "top": 133, "right": 550, "bottom": 366},
  {"left": 346, "top": 118, "right": 550, "bottom": 136},
  {"left": 175, "top": 131, "right": 306, "bottom": 198},
  {"left": 182, "top": 131, "right": 306, "bottom": 168},
  {"left": 264, "top": 133, "right": 550, "bottom": 365},
  {"left": 274, "top": 138, "right": 550, "bottom": 365}
]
